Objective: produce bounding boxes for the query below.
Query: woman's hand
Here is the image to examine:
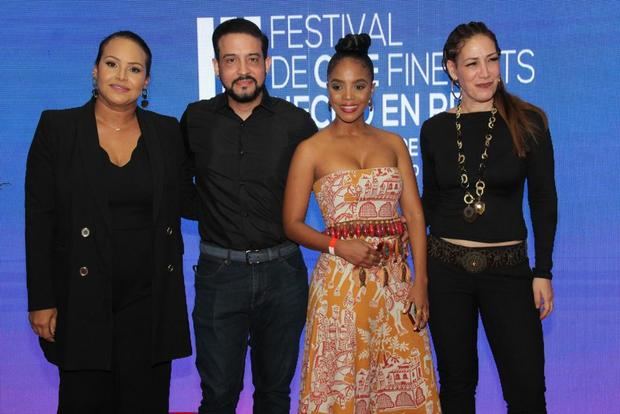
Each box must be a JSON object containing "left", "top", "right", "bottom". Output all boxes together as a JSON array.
[
  {"left": 29, "top": 308, "right": 57, "bottom": 342},
  {"left": 533, "top": 278, "right": 554, "bottom": 320},
  {"left": 335, "top": 239, "right": 382, "bottom": 268},
  {"left": 403, "top": 279, "right": 429, "bottom": 331}
]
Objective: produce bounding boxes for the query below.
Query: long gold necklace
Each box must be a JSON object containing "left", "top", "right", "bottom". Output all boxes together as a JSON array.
[{"left": 455, "top": 102, "right": 497, "bottom": 223}]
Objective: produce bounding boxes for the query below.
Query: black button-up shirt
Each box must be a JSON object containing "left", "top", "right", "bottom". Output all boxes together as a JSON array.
[{"left": 181, "top": 91, "right": 318, "bottom": 250}]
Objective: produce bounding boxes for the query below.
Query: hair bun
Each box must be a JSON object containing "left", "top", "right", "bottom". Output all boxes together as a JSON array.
[{"left": 335, "top": 33, "right": 371, "bottom": 55}]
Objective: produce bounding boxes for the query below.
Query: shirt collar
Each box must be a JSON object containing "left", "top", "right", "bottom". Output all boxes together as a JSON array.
[{"left": 214, "top": 88, "right": 276, "bottom": 114}]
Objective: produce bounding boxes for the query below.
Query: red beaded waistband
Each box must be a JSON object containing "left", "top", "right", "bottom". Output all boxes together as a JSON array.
[{"left": 324, "top": 218, "right": 404, "bottom": 239}]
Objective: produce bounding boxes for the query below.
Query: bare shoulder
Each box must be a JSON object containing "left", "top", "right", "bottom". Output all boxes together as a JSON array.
[
  {"left": 293, "top": 128, "right": 329, "bottom": 159},
  {"left": 373, "top": 127, "right": 407, "bottom": 154}
]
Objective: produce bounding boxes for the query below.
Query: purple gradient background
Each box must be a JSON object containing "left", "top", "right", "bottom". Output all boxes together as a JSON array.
[{"left": 1, "top": 1, "right": 619, "bottom": 413}]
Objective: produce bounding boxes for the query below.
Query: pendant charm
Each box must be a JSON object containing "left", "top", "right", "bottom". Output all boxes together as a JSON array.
[
  {"left": 359, "top": 268, "right": 366, "bottom": 287},
  {"left": 463, "top": 205, "right": 477, "bottom": 223},
  {"left": 474, "top": 200, "right": 486, "bottom": 215},
  {"left": 382, "top": 243, "right": 390, "bottom": 259}
]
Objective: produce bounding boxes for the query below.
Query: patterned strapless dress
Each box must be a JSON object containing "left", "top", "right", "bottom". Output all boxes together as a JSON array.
[{"left": 298, "top": 167, "right": 440, "bottom": 414}]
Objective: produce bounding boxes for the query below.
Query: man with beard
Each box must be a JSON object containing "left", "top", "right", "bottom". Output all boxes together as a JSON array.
[{"left": 181, "top": 18, "right": 317, "bottom": 414}]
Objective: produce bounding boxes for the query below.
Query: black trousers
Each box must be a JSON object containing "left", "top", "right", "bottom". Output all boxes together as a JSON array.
[
  {"left": 57, "top": 296, "right": 172, "bottom": 414},
  {"left": 428, "top": 257, "right": 546, "bottom": 414},
  {"left": 193, "top": 249, "right": 308, "bottom": 414}
]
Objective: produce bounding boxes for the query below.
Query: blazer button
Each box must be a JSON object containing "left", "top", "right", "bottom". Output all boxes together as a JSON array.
[
  {"left": 167, "top": 264, "right": 174, "bottom": 272},
  {"left": 79, "top": 266, "right": 89, "bottom": 277},
  {"left": 166, "top": 226, "right": 173, "bottom": 236},
  {"left": 81, "top": 227, "right": 90, "bottom": 238}
]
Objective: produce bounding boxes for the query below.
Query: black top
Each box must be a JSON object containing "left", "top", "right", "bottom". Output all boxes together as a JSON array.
[
  {"left": 26, "top": 100, "right": 191, "bottom": 369},
  {"left": 181, "top": 91, "right": 318, "bottom": 250},
  {"left": 101, "top": 136, "right": 154, "bottom": 308},
  {"left": 420, "top": 110, "right": 557, "bottom": 277}
]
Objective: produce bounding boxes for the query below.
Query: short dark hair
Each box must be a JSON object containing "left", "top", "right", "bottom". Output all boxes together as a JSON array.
[
  {"left": 212, "top": 18, "right": 269, "bottom": 59},
  {"left": 327, "top": 33, "right": 374, "bottom": 80},
  {"left": 95, "top": 31, "right": 152, "bottom": 76}
]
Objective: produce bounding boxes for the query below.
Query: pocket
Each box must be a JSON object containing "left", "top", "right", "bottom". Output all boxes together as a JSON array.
[
  {"left": 195, "top": 255, "right": 229, "bottom": 279},
  {"left": 277, "top": 250, "right": 307, "bottom": 276}
]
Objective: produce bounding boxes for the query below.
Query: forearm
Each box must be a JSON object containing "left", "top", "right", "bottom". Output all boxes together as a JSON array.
[
  {"left": 284, "top": 220, "right": 331, "bottom": 253},
  {"left": 405, "top": 211, "right": 428, "bottom": 282},
  {"left": 25, "top": 114, "right": 57, "bottom": 310},
  {"left": 527, "top": 124, "right": 557, "bottom": 276}
]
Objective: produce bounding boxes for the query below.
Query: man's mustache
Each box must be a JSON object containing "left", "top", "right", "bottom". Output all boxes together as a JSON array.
[{"left": 233, "top": 76, "right": 257, "bottom": 85}]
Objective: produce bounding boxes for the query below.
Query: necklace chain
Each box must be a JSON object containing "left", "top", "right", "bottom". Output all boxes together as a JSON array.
[
  {"left": 455, "top": 102, "right": 497, "bottom": 222},
  {"left": 96, "top": 115, "right": 135, "bottom": 132}
]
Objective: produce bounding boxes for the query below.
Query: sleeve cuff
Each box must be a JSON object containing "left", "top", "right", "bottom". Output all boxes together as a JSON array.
[{"left": 532, "top": 268, "right": 553, "bottom": 279}]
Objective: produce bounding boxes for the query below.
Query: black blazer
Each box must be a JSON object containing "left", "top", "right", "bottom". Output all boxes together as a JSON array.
[{"left": 25, "top": 99, "right": 194, "bottom": 370}]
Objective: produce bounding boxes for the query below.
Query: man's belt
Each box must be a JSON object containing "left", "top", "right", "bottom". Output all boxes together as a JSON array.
[{"left": 199, "top": 240, "right": 298, "bottom": 265}]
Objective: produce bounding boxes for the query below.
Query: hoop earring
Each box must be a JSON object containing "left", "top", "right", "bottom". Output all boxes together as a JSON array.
[
  {"left": 450, "top": 80, "right": 461, "bottom": 101},
  {"left": 368, "top": 99, "right": 373, "bottom": 112},
  {"left": 91, "top": 78, "right": 98, "bottom": 98},
  {"left": 141, "top": 88, "right": 149, "bottom": 108}
]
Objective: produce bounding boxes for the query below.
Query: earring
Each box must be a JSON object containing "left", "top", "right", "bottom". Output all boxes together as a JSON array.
[
  {"left": 91, "top": 78, "right": 98, "bottom": 98},
  {"left": 141, "top": 88, "right": 149, "bottom": 108},
  {"left": 450, "top": 80, "right": 461, "bottom": 101},
  {"left": 327, "top": 102, "right": 332, "bottom": 112},
  {"left": 368, "top": 99, "right": 373, "bottom": 112}
]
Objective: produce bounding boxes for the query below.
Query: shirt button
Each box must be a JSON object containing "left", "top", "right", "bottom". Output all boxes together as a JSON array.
[
  {"left": 167, "top": 264, "right": 174, "bottom": 272},
  {"left": 80, "top": 227, "right": 90, "bottom": 238},
  {"left": 79, "top": 266, "right": 89, "bottom": 277},
  {"left": 166, "top": 226, "right": 173, "bottom": 236},
  {"left": 243, "top": 212, "right": 249, "bottom": 217}
]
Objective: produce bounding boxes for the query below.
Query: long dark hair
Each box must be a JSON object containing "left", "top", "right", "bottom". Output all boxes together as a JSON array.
[{"left": 442, "top": 22, "right": 547, "bottom": 157}]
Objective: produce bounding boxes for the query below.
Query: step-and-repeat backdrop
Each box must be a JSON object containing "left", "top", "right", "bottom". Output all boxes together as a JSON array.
[{"left": 1, "top": 1, "right": 619, "bottom": 412}]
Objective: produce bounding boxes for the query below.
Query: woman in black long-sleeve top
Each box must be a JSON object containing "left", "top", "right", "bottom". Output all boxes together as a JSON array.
[
  {"left": 25, "top": 31, "right": 194, "bottom": 413},
  {"left": 420, "top": 22, "right": 557, "bottom": 414}
]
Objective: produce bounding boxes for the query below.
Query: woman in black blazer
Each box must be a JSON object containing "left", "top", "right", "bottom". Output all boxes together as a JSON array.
[{"left": 25, "top": 31, "right": 194, "bottom": 413}]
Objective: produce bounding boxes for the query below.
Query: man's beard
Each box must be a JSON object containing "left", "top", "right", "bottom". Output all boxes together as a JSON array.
[{"left": 224, "top": 76, "right": 264, "bottom": 103}]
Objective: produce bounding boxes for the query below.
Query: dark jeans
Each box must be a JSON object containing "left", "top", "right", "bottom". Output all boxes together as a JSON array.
[
  {"left": 193, "top": 248, "right": 308, "bottom": 414},
  {"left": 428, "top": 258, "right": 546, "bottom": 414},
  {"left": 57, "top": 296, "right": 172, "bottom": 414}
]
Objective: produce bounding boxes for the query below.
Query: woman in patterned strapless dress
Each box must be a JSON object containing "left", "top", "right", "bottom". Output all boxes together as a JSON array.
[{"left": 283, "top": 34, "right": 440, "bottom": 414}]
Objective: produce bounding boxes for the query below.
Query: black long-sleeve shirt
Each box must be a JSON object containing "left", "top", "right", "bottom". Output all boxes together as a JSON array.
[
  {"left": 420, "top": 110, "right": 557, "bottom": 277},
  {"left": 181, "top": 91, "right": 318, "bottom": 250}
]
